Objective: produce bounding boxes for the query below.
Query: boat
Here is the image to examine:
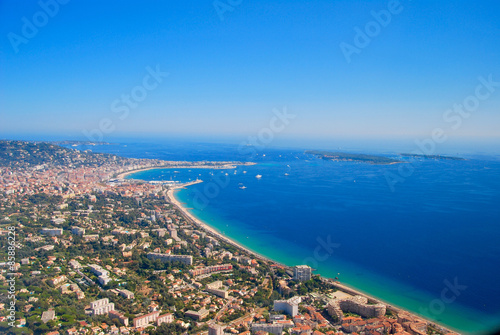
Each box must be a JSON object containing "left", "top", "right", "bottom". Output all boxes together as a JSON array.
[
  {"left": 256, "top": 175, "right": 262, "bottom": 179},
  {"left": 239, "top": 186, "right": 247, "bottom": 189},
  {"left": 284, "top": 173, "right": 289, "bottom": 176},
  {"left": 243, "top": 171, "right": 247, "bottom": 174}
]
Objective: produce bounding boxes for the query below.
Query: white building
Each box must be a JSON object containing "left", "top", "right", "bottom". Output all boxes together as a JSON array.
[
  {"left": 88, "top": 264, "right": 109, "bottom": 277},
  {"left": 157, "top": 313, "right": 174, "bottom": 326},
  {"left": 273, "top": 296, "right": 301, "bottom": 317},
  {"left": 293, "top": 265, "right": 312, "bottom": 282},
  {"left": 133, "top": 311, "right": 160, "bottom": 328},
  {"left": 206, "top": 281, "right": 229, "bottom": 299},
  {"left": 251, "top": 323, "right": 284, "bottom": 335},
  {"left": 90, "top": 298, "right": 115, "bottom": 315},
  {"left": 40, "top": 228, "right": 63, "bottom": 236}
]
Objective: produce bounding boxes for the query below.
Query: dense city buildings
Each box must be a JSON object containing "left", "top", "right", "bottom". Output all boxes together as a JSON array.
[{"left": 0, "top": 141, "right": 459, "bottom": 335}]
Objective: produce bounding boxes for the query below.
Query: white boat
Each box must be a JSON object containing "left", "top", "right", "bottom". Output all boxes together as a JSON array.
[
  {"left": 225, "top": 173, "right": 229, "bottom": 176},
  {"left": 239, "top": 186, "right": 247, "bottom": 189},
  {"left": 284, "top": 173, "right": 289, "bottom": 176},
  {"left": 256, "top": 175, "right": 262, "bottom": 179},
  {"left": 243, "top": 171, "right": 247, "bottom": 174}
]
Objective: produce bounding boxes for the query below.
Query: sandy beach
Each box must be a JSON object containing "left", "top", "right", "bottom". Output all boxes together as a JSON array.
[
  {"left": 165, "top": 181, "right": 458, "bottom": 334},
  {"left": 127, "top": 172, "right": 459, "bottom": 334},
  {"left": 165, "top": 181, "right": 278, "bottom": 265}
]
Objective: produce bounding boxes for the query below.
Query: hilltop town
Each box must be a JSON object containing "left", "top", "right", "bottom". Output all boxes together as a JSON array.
[{"left": 0, "top": 140, "right": 458, "bottom": 335}]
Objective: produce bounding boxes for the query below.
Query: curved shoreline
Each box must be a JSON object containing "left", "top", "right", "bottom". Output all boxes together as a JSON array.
[
  {"left": 166, "top": 183, "right": 460, "bottom": 335},
  {"left": 166, "top": 183, "right": 281, "bottom": 266},
  {"left": 115, "top": 162, "right": 256, "bottom": 180},
  {"left": 128, "top": 168, "right": 461, "bottom": 334}
]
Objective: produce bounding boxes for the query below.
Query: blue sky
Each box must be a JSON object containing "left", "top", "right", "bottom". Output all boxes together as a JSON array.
[{"left": 1, "top": 0, "right": 499, "bottom": 146}]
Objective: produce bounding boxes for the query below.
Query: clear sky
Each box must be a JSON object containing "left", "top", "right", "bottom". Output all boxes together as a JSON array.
[{"left": 1, "top": 0, "right": 499, "bottom": 146}]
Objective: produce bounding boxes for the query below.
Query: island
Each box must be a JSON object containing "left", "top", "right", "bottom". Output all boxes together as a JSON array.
[
  {"left": 306, "top": 150, "right": 402, "bottom": 165},
  {"left": 399, "top": 153, "right": 466, "bottom": 161}
]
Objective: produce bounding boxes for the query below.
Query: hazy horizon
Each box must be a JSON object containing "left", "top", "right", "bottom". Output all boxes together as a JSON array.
[{"left": 1, "top": 1, "right": 500, "bottom": 144}]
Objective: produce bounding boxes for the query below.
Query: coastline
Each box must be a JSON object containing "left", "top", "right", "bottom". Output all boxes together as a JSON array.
[
  {"left": 329, "top": 281, "right": 460, "bottom": 334},
  {"left": 115, "top": 162, "right": 255, "bottom": 180},
  {"left": 165, "top": 182, "right": 280, "bottom": 266},
  {"left": 165, "top": 183, "right": 459, "bottom": 335},
  {"left": 126, "top": 168, "right": 461, "bottom": 334}
]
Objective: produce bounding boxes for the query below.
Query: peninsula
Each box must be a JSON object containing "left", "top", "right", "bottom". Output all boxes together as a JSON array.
[
  {"left": 306, "top": 150, "right": 402, "bottom": 165},
  {"left": 399, "top": 153, "right": 466, "bottom": 161}
]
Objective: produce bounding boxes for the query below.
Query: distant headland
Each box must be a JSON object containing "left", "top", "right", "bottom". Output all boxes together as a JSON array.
[
  {"left": 306, "top": 150, "right": 402, "bottom": 165},
  {"left": 399, "top": 153, "right": 466, "bottom": 161}
]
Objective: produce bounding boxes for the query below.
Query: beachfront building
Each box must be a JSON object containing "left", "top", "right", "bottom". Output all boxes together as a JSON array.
[
  {"left": 147, "top": 252, "right": 193, "bottom": 265},
  {"left": 338, "top": 295, "right": 386, "bottom": 318},
  {"left": 293, "top": 265, "right": 312, "bottom": 282}
]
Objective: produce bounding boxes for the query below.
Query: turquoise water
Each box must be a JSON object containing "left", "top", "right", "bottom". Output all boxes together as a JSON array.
[
  {"left": 61, "top": 138, "right": 499, "bottom": 334},
  {"left": 127, "top": 149, "right": 500, "bottom": 334}
]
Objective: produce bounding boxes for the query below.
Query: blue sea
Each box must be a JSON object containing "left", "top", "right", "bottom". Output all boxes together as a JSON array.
[{"left": 68, "top": 139, "right": 500, "bottom": 334}]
